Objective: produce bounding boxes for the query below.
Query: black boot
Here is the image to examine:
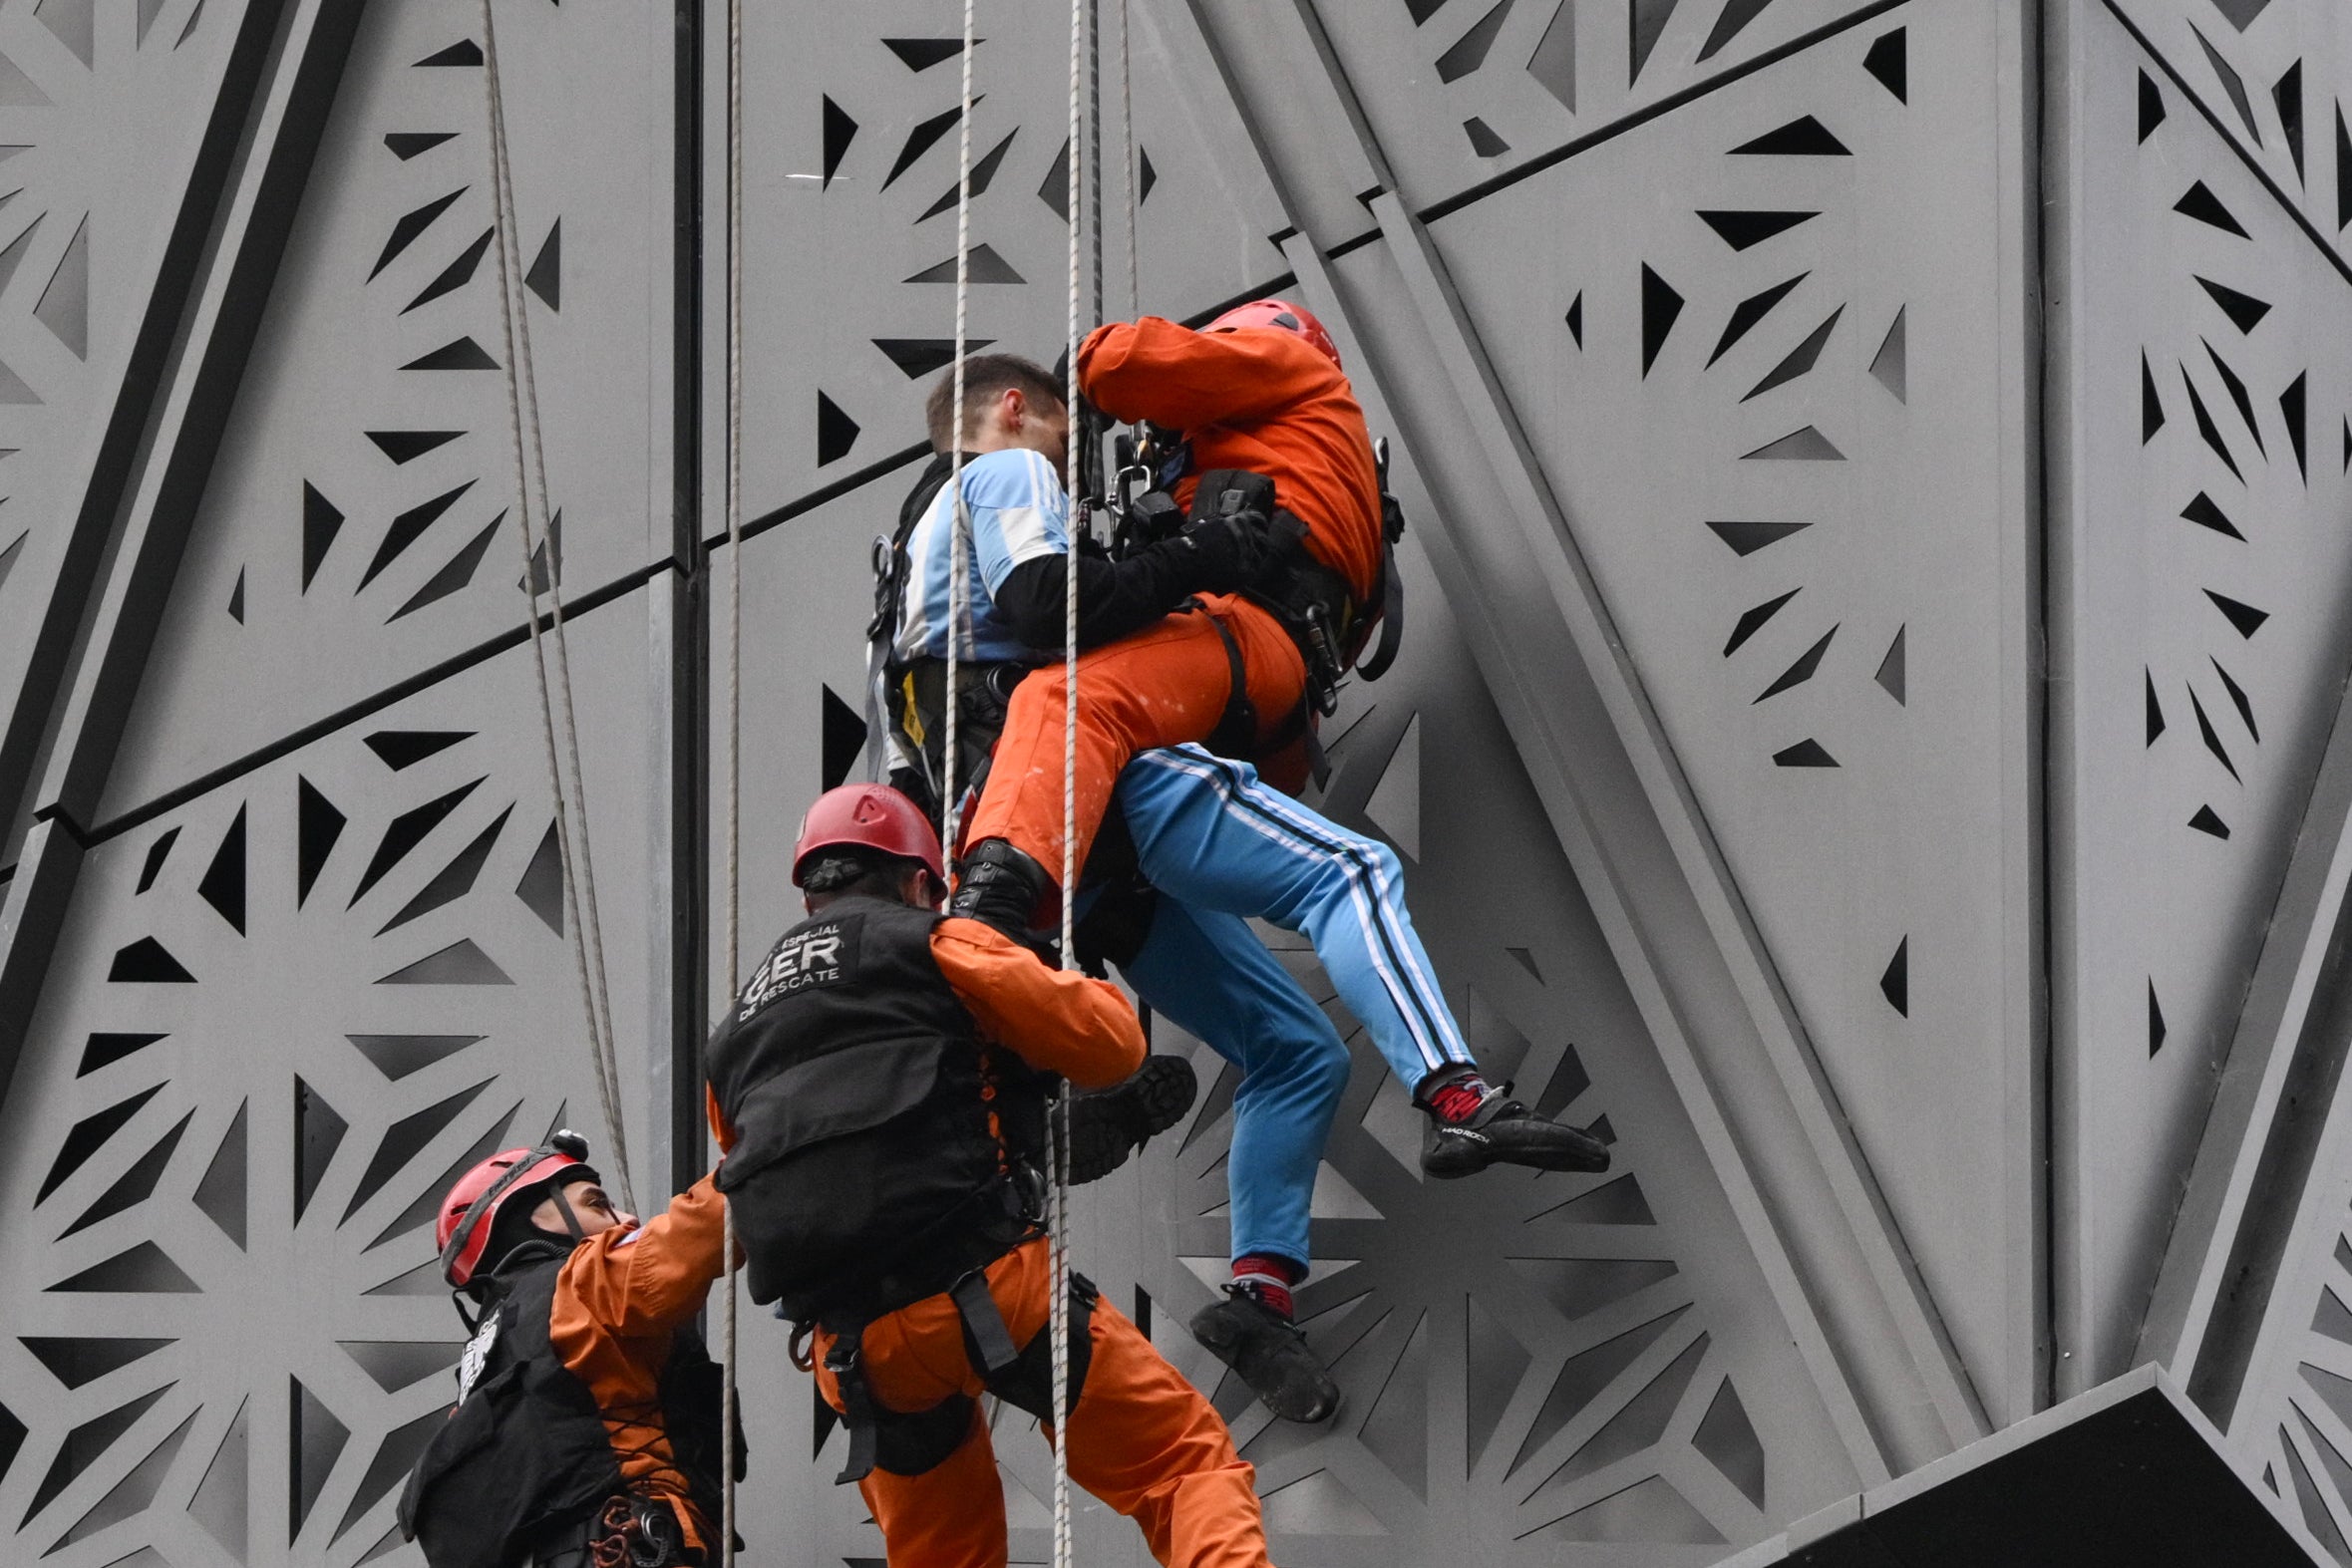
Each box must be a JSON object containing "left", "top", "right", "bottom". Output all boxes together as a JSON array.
[
  {"left": 1420, "top": 1080, "right": 1611, "bottom": 1179},
  {"left": 1190, "top": 1287, "right": 1341, "bottom": 1424},
  {"left": 948, "top": 838, "right": 1052, "bottom": 943},
  {"left": 1064, "top": 1055, "right": 1197, "bottom": 1185}
]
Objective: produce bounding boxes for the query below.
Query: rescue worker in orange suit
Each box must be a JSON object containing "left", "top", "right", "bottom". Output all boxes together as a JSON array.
[
  {"left": 704, "top": 783, "right": 1273, "bottom": 1568},
  {"left": 950, "top": 300, "right": 1380, "bottom": 928},
  {"left": 399, "top": 1136, "right": 736, "bottom": 1568},
  {"left": 876, "top": 342, "right": 1608, "bottom": 1423}
]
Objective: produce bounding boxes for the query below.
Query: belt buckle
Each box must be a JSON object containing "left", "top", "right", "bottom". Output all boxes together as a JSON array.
[
  {"left": 1009, "top": 1160, "right": 1047, "bottom": 1224},
  {"left": 626, "top": 1498, "right": 682, "bottom": 1568},
  {"left": 1302, "top": 608, "right": 1342, "bottom": 717}
]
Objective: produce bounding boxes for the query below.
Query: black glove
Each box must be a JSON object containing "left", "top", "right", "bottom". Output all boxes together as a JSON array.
[{"left": 1168, "top": 508, "right": 1273, "bottom": 595}]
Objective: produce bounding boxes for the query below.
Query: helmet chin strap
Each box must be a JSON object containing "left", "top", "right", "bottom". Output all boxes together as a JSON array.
[{"left": 543, "top": 1182, "right": 588, "bottom": 1242}]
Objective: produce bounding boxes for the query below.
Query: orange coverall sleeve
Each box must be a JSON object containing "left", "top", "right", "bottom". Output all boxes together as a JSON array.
[
  {"left": 555, "top": 1173, "right": 729, "bottom": 1340},
  {"left": 929, "top": 916, "right": 1146, "bottom": 1089},
  {"left": 546, "top": 1175, "right": 730, "bottom": 1548},
  {"left": 1079, "top": 316, "right": 1333, "bottom": 431}
]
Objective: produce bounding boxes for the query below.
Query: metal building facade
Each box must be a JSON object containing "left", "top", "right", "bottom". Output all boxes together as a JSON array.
[{"left": 0, "top": 0, "right": 2344, "bottom": 1562}]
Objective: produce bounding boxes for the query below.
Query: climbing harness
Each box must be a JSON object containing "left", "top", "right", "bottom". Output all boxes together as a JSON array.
[
  {"left": 821, "top": 1270, "right": 1100, "bottom": 1485},
  {"left": 552, "top": 1495, "right": 686, "bottom": 1568},
  {"left": 475, "top": 0, "right": 635, "bottom": 1218},
  {"left": 1100, "top": 424, "right": 1413, "bottom": 784}
]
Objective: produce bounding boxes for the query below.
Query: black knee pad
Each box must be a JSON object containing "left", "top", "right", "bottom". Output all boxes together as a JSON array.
[
  {"left": 871, "top": 1393, "right": 979, "bottom": 1477},
  {"left": 978, "top": 1273, "right": 1101, "bottom": 1423}
]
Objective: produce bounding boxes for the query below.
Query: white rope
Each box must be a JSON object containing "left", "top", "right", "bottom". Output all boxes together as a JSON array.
[
  {"left": 491, "top": 53, "right": 619, "bottom": 1155},
  {"left": 1088, "top": 0, "right": 1104, "bottom": 320},
  {"left": 1051, "top": 0, "right": 1086, "bottom": 1562},
  {"left": 721, "top": 0, "right": 747, "bottom": 1557},
  {"left": 939, "top": 0, "right": 980, "bottom": 852},
  {"left": 475, "top": 0, "right": 636, "bottom": 1215},
  {"left": 1119, "top": 0, "right": 1139, "bottom": 322}
]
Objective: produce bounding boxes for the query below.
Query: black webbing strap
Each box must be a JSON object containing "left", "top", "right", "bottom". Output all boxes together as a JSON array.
[
  {"left": 824, "top": 1329, "right": 880, "bottom": 1484},
  {"left": 982, "top": 1271, "right": 1101, "bottom": 1425},
  {"left": 1198, "top": 602, "right": 1262, "bottom": 760},
  {"left": 866, "top": 453, "right": 956, "bottom": 782},
  {"left": 1357, "top": 541, "right": 1405, "bottom": 681},
  {"left": 1195, "top": 600, "right": 1321, "bottom": 773},
  {"left": 823, "top": 1270, "right": 1099, "bottom": 1485},
  {"left": 950, "top": 1270, "right": 1021, "bottom": 1374}
]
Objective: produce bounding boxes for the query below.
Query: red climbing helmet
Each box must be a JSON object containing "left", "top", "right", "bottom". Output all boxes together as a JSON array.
[
  {"left": 792, "top": 783, "right": 946, "bottom": 887},
  {"left": 1204, "top": 298, "right": 1341, "bottom": 369},
  {"left": 436, "top": 1132, "right": 598, "bottom": 1289}
]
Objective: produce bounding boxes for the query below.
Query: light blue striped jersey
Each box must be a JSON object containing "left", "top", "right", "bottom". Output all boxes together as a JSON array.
[{"left": 891, "top": 447, "right": 1070, "bottom": 663}]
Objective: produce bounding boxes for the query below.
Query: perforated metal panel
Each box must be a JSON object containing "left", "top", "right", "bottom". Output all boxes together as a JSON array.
[
  {"left": 0, "top": 596, "right": 664, "bottom": 1567},
  {"left": 1426, "top": 0, "right": 2035, "bottom": 1422},
  {"left": 100, "top": 0, "right": 676, "bottom": 822},
  {"left": 1110, "top": 549, "right": 1860, "bottom": 1561},
  {"left": 2075, "top": 5, "right": 2352, "bottom": 1556},
  {"left": 2052, "top": 0, "right": 2352, "bottom": 1401},
  {"left": 720, "top": 0, "right": 1286, "bottom": 517},
  {"left": 6, "top": 0, "right": 2352, "bottom": 1565},
  {"left": 0, "top": 0, "right": 260, "bottom": 861},
  {"left": 1315, "top": 0, "right": 1891, "bottom": 211},
  {"left": 2110, "top": 0, "right": 2352, "bottom": 274}
]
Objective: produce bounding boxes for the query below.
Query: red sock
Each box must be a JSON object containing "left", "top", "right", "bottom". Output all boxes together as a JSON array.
[
  {"left": 1424, "top": 1072, "right": 1493, "bottom": 1124},
  {"left": 1231, "top": 1254, "right": 1301, "bottom": 1321}
]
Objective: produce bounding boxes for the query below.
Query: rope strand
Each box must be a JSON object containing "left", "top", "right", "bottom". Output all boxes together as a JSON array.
[
  {"left": 492, "top": 21, "right": 623, "bottom": 1205},
  {"left": 1120, "top": 0, "right": 1139, "bottom": 322},
  {"left": 1052, "top": 0, "right": 1087, "bottom": 1563},
  {"left": 722, "top": 0, "right": 748, "bottom": 1557},
  {"left": 1088, "top": 0, "right": 1104, "bottom": 325},
  {"left": 940, "top": 0, "right": 980, "bottom": 853},
  {"left": 476, "top": 0, "right": 635, "bottom": 1214}
]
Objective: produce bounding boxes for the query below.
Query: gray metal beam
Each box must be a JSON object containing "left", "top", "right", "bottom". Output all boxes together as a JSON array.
[
  {"left": 0, "top": 817, "right": 79, "bottom": 1094},
  {"left": 2134, "top": 676, "right": 2352, "bottom": 1420}
]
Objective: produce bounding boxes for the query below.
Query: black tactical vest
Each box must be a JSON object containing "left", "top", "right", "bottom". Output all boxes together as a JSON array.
[
  {"left": 706, "top": 895, "right": 1051, "bottom": 1323},
  {"left": 398, "top": 1248, "right": 725, "bottom": 1568}
]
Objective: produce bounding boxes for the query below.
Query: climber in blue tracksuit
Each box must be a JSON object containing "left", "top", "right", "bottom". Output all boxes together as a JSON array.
[{"left": 863, "top": 350, "right": 1608, "bottom": 1425}]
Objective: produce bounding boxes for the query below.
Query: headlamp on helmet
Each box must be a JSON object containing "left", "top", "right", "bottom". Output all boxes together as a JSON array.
[{"left": 434, "top": 1132, "right": 601, "bottom": 1291}]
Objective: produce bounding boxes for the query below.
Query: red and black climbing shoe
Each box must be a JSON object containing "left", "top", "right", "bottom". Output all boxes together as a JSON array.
[
  {"left": 1420, "top": 1078, "right": 1611, "bottom": 1179},
  {"left": 1065, "top": 1054, "right": 1198, "bottom": 1185},
  {"left": 1190, "top": 1285, "right": 1342, "bottom": 1424}
]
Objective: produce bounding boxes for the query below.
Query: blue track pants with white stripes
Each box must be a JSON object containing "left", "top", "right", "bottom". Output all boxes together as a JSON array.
[
  {"left": 1113, "top": 744, "right": 1477, "bottom": 1273},
  {"left": 1121, "top": 898, "right": 1346, "bottom": 1272}
]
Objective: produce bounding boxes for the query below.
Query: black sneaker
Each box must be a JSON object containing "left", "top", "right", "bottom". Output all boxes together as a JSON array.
[
  {"left": 1190, "top": 1288, "right": 1342, "bottom": 1424},
  {"left": 1064, "top": 1055, "right": 1198, "bottom": 1185},
  {"left": 1422, "top": 1086, "right": 1612, "bottom": 1179}
]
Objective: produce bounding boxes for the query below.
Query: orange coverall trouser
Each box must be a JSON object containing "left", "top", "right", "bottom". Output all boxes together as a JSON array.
[
  {"left": 962, "top": 594, "right": 1308, "bottom": 893},
  {"left": 814, "top": 1239, "right": 1270, "bottom": 1568}
]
